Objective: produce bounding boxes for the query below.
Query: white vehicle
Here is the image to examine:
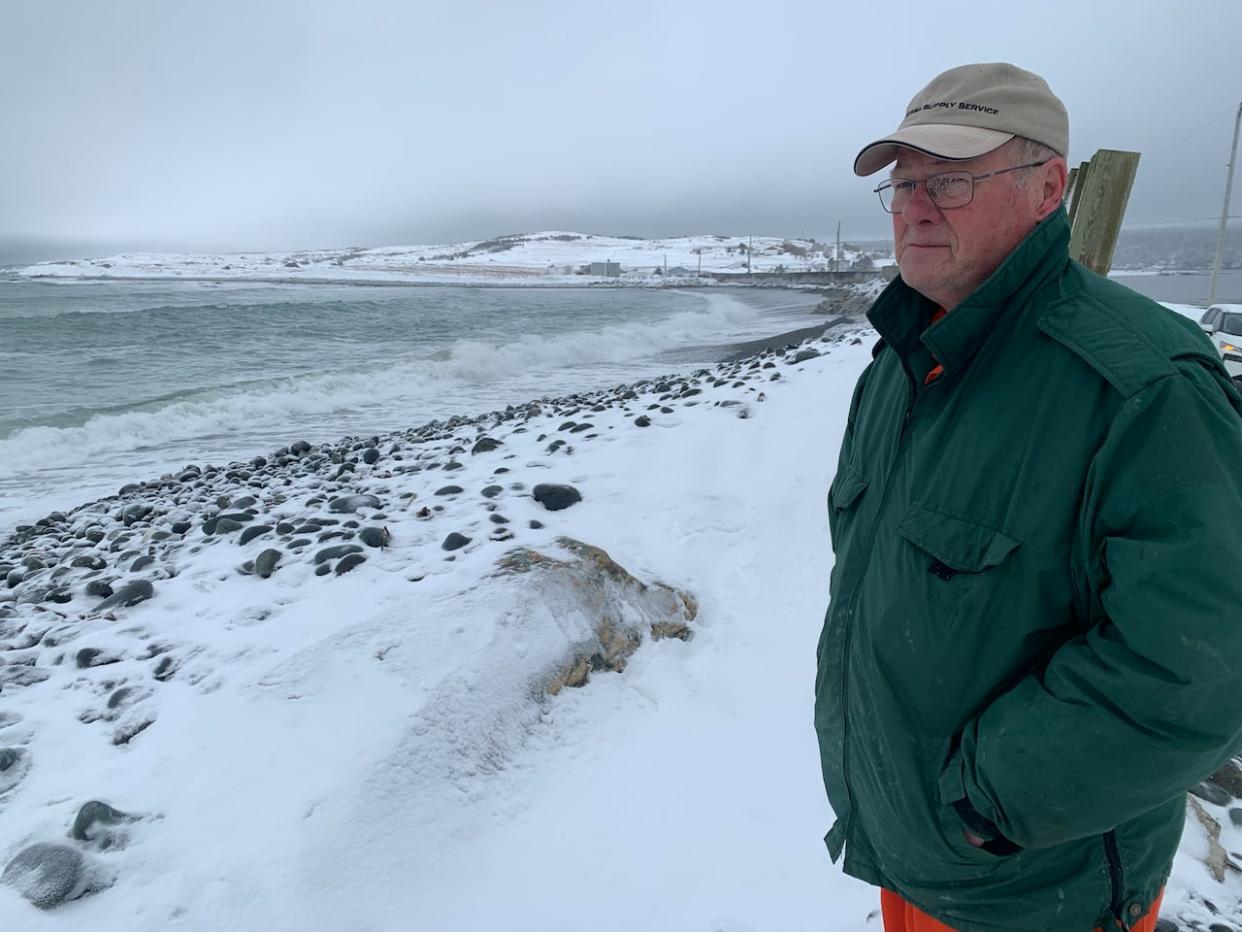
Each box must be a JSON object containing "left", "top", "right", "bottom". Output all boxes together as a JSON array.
[{"left": 1199, "top": 304, "right": 1242, "bottom": 377}]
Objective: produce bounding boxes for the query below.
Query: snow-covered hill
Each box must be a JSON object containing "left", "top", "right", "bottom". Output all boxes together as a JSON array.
[{"left": 16, "top": 231, "right": 892, "bottom": 285}]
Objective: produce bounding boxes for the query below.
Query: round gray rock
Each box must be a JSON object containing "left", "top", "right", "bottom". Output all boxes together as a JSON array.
[
  {"left": 335, "top": 553, "right": 367, "bottom": 575},
  {"left": 314, "top": 544, "right": 363, "bottom": 565},
  {"left": 1191, "top": 780, "right": 1232, "bottom": 807},
  {"left": 2, "top": 843, "right": 88, "bottom": 909},
  {"left": 328, "top": 494, "right": 382, "bottom": 514},
  {"left": 46, "top": 588, "right": 73, "bottom": 605},
  {"left": 358, "top": 527, "right": 391, "bottom": 549},
  {"left": 94, "top": 579, "right": 154, "bottom": 612},
  {"left": 0, "top": 746, "right": 26, "bottom": 790},
  {"left": 76, "top": 648, "right": 120, "bottom": 669},
  {"left": 532, "top": 483, "right": 582, "bottom": 512},
  {"left": 442, "top": 532, "right": 471, "bottom": 551},
  {"left": 84, "top": 579, "right": 114, "bottom": 599},
  {"left": 238, "top": 525, "right": 273, "bottom": 546},
  {"left": 72, "top": 800, "right": 131, "bottom": 843},
  {"left": 255, "top": 549, "right": 283, "bottom": 579},
  {"left": 471, "top": 437, "right": 502, "bottom": 455}
]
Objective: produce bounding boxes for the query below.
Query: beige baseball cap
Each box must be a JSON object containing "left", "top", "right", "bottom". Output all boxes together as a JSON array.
[{"left": 853, "top": 62, "right": 1068, "bottom": 176}]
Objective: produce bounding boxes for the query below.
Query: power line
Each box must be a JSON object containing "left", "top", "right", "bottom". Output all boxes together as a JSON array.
[{"left": 1136, "top": 112, "right": 1236, "bottom": 158}]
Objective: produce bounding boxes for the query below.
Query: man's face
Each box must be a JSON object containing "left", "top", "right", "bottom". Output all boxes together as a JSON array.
[{"left": 890, "top": 143, "right": 1045, "bottom": 310}]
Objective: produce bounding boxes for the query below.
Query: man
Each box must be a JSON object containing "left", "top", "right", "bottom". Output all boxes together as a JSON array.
[{"left": 814, "top": 62, "right": 1242, "bottom": 932}]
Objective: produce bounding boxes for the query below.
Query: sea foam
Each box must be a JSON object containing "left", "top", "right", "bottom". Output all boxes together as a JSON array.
[{"left": 0, "top": 292, "right": 757, "bottom": 479}]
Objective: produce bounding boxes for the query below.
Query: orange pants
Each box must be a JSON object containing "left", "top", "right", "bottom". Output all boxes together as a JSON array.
[{"left": 880, "top": 888, "right": 1165, "bottom": 932}]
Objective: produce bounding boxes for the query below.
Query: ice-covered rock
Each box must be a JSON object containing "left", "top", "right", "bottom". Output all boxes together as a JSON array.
[{"left": 1, "top": 843, "right": 110, "bottom": 910}]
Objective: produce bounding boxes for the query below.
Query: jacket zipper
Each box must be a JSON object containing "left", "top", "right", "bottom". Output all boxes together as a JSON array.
[
  {"left": 1103, "top": 830, "right": 1125, "bottom": 921},
  {"left": 839, "top": 372, "right": 917, "bottom": 842}
]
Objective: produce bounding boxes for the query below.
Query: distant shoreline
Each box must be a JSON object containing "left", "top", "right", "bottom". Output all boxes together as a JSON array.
[
  {"left": 4, "top": 272, "right": 854, "bottom": 291},
  {"left": 5, "top": 273, "right": 707, "bottom": 289}
]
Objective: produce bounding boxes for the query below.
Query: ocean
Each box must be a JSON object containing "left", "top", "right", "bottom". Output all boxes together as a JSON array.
[
  {"left": 1110, "top": 269, "right": 1242, "bottom": 305},
  {"left": 0, "top": 280, "right": 823, "bottom": 530}
]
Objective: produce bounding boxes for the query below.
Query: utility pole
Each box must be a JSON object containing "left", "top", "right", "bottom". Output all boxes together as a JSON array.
[
  {"left": 835, "top": 221, "right": 842, "bottom": 273},
  {"left": 696, "top": 248, "right": 701, "bottom": 277},
  {"left": 747, "top": 236, "right": 752, "bottom": 275},
  {"left": 1210, "top": 101, "right": 1242, "bottom": 307}
]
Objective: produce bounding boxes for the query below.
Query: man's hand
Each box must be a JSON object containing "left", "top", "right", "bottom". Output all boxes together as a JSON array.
[{"left": 952, "top": 797, "right": 1016, "bottom": 851}]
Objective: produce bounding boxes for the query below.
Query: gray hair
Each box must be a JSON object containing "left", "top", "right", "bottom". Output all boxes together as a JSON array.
[
  {"left": 1012, "top": 136, "right": 1058, "bottom": 163},
  {"left": 1007, "top": 136, "right": 1058, "bottom": 188}
]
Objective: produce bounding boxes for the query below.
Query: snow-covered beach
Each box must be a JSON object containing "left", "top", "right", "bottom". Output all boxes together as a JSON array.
[
  {"left": 0, "top": 316, "right": 868, "bottom": 928},
  {"left": 2, "top": 299, "right": 1240, "bottom": 930}
]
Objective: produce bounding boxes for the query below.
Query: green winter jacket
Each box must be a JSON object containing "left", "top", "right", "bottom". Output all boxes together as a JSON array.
[{"left": 814, "top": 207, "right": 1242, "bottom": 931}]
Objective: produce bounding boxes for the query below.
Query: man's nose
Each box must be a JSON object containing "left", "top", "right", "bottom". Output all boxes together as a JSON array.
[{"left": 900, "top": 181, "right": 942, "bottom": 224}]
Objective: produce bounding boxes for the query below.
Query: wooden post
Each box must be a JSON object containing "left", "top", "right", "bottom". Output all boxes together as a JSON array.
[
  {"left": 1066, "top": 159, "right": 1092, "bottom": 227},
  {"left": 1068, "top": 149, "right": 1141, "bottom": 275}
]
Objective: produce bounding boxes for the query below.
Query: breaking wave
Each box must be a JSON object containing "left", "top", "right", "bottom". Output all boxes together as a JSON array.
[{"left": 0, "top": 292, "right": 756, "bottom": 477}]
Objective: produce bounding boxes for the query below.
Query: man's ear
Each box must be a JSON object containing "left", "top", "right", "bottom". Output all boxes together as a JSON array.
[{"left": 1035, "top": 158, "right": 1069, "bottom": 220}]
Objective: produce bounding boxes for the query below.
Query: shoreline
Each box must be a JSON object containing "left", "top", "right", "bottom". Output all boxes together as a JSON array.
[
  {"left": 1, "top": 308, "right": 864, "bottom": 542},
  {"left": 3, "top": 272, "right": 848, "bottom": 292},
  {"left": 7, "top": 273, "right": 709, "bottom": 289},
  {"left": 716, "top": 318, "right": 857, "bottom": 362},
  {"left": 0, "top": 282, "right": 850, "bottom": 534},
  {"left": 0, "top": 319, "right": 884, "bottom": 928}
]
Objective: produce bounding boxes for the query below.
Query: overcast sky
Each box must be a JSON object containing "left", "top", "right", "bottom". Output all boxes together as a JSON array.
[{"left": 1, "top": 0, "right": 1238, "bottom": 260}]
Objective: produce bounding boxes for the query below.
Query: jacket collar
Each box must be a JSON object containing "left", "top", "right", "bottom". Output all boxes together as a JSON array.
[{"left": 867, "top": 208, "right": 1071, "bottom": 378}]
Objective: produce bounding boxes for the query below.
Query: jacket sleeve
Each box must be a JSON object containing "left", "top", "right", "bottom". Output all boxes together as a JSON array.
[{"left": 942, "top": 360, "right": 1242, "bottom": 850}]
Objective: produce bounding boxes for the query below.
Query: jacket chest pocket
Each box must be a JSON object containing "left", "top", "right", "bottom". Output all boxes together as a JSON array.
[
  {"left": 882, "top": 502, "right": 1026, "bottom": 735},
  {"left": 897, "top": 502, "right": 1022, "bottom": 579}
]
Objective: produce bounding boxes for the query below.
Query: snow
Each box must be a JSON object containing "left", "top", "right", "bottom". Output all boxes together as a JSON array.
[
  {"left": 0, "top": 328, "right": 881, "bottom": 929},
  {"left": 1, "top": 310, "right": 1237, "bottom": 930},
  {"left": 1164, "top": 302, "right": 1206, "bottom": 321},
  {"left": 15, "top": 231, "right": 890, "bottom": 286}
]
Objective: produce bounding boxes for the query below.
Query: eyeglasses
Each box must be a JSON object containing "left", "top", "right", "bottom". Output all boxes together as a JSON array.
[{"left": 874, "top": 160, "right": 1050, "bottom": 213}]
